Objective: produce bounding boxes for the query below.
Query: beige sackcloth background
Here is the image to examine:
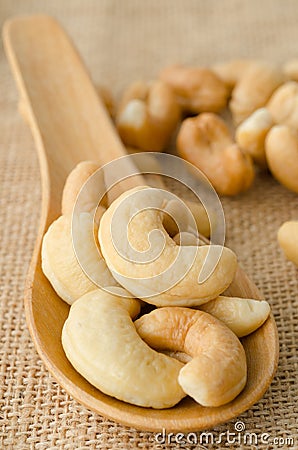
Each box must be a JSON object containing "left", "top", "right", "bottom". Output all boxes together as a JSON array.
[{"left": 0, "top": 0, "right": 297, "bottom": 448}]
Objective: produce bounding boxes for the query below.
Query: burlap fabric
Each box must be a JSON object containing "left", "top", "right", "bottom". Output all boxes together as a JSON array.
[{"left": 0, "top": 1, "right": 297, "bottom": 448}]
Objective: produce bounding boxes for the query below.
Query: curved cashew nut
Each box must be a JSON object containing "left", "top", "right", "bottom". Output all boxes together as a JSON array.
[
  {"left": 235, "top": 108, "right": 273, "bottom": 168},
  {"left": 95, "top": 84, "right": 115, "bottom": 118},
  {"left": 62, "top": 160, "right": 106, "bottom": 216},
  {"left": 265, "top": 125, "right": 298, "bottom": 193},
  {"left": 119, "top": 153, "right": 214, "bottom": 238},
  {"left": 199, "top": 296, "right": 271, "bottom": 337},
  {"left": 98, "top": 186, "right": 237, "bottom": 306},
  {"left": 116, "top": 80, "right": 180, "bottom": 152},
  {"left": 278, "top": 220, "right": 298, "bottom": 266},
  {"left": 163, "top": 198, "right": 213, "bottom": 238},
  {"left": 230, "top": 62, "right": 283, "bottom": 125},
  {"left": 267, "top": 81, "right": 298, "bottom": 129},
  {"left": 159, "top": 64, "right": 229, "bottom": 113},
  {"left": 212, "top": 59, "right": 258, "bottom": 91},
  {"left": 42, "top": 213, "right": 114, "bottom": 304},
  {"left": 177, "top": 113, "right": 255, "bottom": 196},
  {"left": 42, "top": 161, "right": 117, "bottom": 305},
  {"left": 283, "top": 59, "right": 298, "bottom": 82},
  {"left": 135, "top": 307, "right": 247, "bottom": 406},
  {"left": 124, "top": 154, "right": 214, "bottom": 238},
  {"left": 62, "top": 288, "right": 185, "bottom": 408},
  {"left": 173, "top": 231, "right": 201, "bottom": 246}
]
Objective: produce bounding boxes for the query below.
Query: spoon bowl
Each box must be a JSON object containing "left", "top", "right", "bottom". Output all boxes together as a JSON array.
[{"left": 3, "top": 15, "right": 279, "bottom": 432}]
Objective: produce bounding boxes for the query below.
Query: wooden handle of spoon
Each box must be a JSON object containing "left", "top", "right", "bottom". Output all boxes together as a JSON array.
[{"left": 3, "top": 14, "right": 144, "bottom": 220}]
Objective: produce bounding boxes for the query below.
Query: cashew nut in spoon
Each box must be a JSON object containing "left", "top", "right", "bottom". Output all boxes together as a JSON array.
[
  {"left": 176, "top": 113, "right": 255, "bottom": 196},
  {"left": 61, "top": 160, "right": 107, "bottom": 216},
  {"left": 171, "top": 232, "right": 271, "bottom": 336},
  {"left": 173, "top": 231, "right": 202, "bottom": 246},
  {"left": 62, "top": 287, "right": 185, "bottom": 408},
  {"left": 198, "top": 296, "right": 271, "bottom": 337},
  {"left": 98, "top": 186, "right": 237, "bottom": 306},
  {"left": 42, "top": 161, "right": 118, "bottom": 305},
  {"left": 162, "top": 198, "right": 213, "bottom": 239},
  {"left": 135, "top": 307, "right": 247, "bottom": 407},
  {"left": 121, "top": 152, "right": 214, "bottom": 238}
]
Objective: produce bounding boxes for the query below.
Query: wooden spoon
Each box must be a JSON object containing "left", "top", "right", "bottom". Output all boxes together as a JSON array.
[{"left": 3, "top": 15, "right": 279, "bottom": 432}]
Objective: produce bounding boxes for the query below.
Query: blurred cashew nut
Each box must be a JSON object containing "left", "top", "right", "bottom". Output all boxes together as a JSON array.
[
  {"left": 235, "top": 108, "right": 273, "bottom": 167},
  {"left": 177, "top": 113, "right": 255, "bottom": 196},
  {"left": 116, "top": 80, "right": 180, "bottom": 152},
  {"left": 95, "top": 84, "right": 115, "bottom": 118},
  {"left": 265, "top": 125, "right": 298, "bottom": 193},
  {"left": 282, "top": 59, "right": 298, "bottom": 82},
  {"left": 267, "top": 81, "right": 298, "bottom": 129},
  {"left": 230, "top": 62, "right": 283, "bottom": 125},
  {"left": 278, "top": 221, "right": 298, "bottom": 266},
  {"left": 159, "top": 64, "right": 229, "bottom": 113},
  {"left": 212, "top": 59, "right": 258, "bottom": 91}
]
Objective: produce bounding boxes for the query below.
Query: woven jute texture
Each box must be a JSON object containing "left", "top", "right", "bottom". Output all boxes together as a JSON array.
[{"left": 0, "top": 1, "right": 297, "bottom": 448}]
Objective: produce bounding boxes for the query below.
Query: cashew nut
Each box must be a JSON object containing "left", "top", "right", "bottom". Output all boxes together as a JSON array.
[
  {"left": 282, "top": 58, "right": 298, "bottom": 82},
  {"left": 124, "top": 154, "right": 213, "bottom": 238},
  {"left": 199, "top": 296, "right": 271, "bottom": 337},
  {"left": 235, "top": 108, "right": 273, "bottom": 167},
  {"left": 265, "top": 125, "right": 298, "bottom": 193},
  {"left": 163, "top": 198, "right": 212, "bottom": 238},
  {"left": 230, "top": 62, "right": 283, "bottom": 125},
  {"left": 42, "top": 211, "right": 118, "bottom": 304},
  {"left": 267, "top": 81, "right": 298, "bottom": 129},
  {"left": 116, "top": 80, "right": 180, "bottom": 152},
  {"left": 42, "top": 162, "right": 117, "bottom": 304},
  {"left": 212, "top": 59, "right": 258, "bottom": 90},
  {"left": 278, "top": 221, "right": 298, "bottom": 266},
  {"left": 159, "top": 64, "right": 229, "bottom": 113},
  {"left": 96, "top": 84, "right": 115, "bottom": 118},
  {"left": 62, "top": 288, "right": 185, "bottom": 408},
  {"left": 135, "top": 307, "right": 247, "bottom": 406},
  {"left": 177, "top": 113, "right": 255, "bottom": 196},
  {"left": 173, "top": 231, "right": 201, "bottom": 246},
  {"left": 98, "top": 186, "right": 237, "bottom": 306},
  {"left": 61, "top": 160, "right": 105, "bottom": 216}
]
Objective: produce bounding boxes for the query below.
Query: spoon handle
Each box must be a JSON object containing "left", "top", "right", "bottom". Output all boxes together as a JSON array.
[{"left": 3, "top": 14, "right": 144, "bottom": 220}]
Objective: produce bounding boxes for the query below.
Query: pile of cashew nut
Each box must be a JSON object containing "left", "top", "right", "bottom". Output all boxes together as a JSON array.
[
  {"left": 99, "top": 58, "right": 298, "bottom": 266},
  {"left": 42, "top": 161, "right": 272, "bottom": 409},
  {"left": 112, "top": 61, "right": 298, "bottom": 196}
]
